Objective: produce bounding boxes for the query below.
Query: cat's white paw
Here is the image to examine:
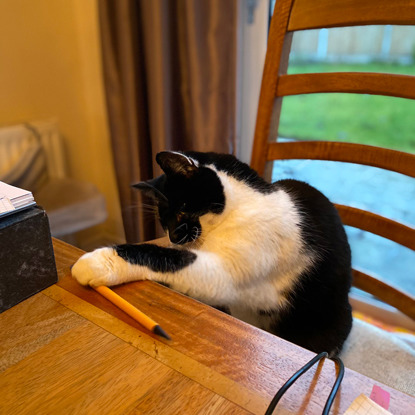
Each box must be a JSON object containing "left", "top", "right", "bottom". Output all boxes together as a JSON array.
[{"left": 71, "top": 247, "right": 125, "bottom": 287}]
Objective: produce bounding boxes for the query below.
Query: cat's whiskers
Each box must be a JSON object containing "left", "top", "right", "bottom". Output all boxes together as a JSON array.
[
  {"left": 189, "top": 226, "right": 202, "bottom": 244},
  {"left": 195, "top": 227, "right": 201, "bottom": 238},
  {"left": 176, "top": 233, "right": 189, "bottom": 245},
  {"left": 122, "top": 204, "right": 160, "bottom": 222},
  {"left": 211, "top": 202, "right": 225, "bottom": 209},
  {"left": 124, "top": 203, "right": 158, "bottom": 213},
  {"left": 174, "top": 222, "right": 188, "bottom": 232},
  {"left": 139, "top": 203, "right": 159, "bottom": 213}
]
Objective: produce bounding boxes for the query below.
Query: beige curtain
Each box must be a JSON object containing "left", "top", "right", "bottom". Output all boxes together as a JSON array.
[{"left": 99, "top": 0, "right": 238, "bottom": 242}]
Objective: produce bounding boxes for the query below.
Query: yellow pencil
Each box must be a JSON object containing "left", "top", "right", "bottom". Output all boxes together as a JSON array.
[{"left": 93, "top": 285, "right": 171, "bottom": 340}]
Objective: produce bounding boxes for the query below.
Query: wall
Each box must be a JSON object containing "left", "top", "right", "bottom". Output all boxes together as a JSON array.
[{"left": 0, "top": 0, "right": 125, "bottom": 248}]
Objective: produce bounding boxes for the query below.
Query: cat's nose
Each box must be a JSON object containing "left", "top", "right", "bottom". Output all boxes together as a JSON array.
[
  {"left": 169, "top": 223, "right": 189, "bottom": 245},
  {"left": 169, "top": 231, "right": 188, "bottom": 245}
]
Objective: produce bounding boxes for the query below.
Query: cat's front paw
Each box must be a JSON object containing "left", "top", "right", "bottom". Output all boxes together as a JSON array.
[{"left": 71, "top": 247, "right": 125, "bottom": 287}]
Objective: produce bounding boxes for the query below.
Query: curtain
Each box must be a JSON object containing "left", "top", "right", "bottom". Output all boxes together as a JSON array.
[{"left": 99, "top": 0, "right": 238, "bottom": 242}]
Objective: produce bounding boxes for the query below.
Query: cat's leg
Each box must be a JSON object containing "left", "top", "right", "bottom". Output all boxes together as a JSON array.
[{"left": 71, "top": 243, "right": 238, "bottom": 306}]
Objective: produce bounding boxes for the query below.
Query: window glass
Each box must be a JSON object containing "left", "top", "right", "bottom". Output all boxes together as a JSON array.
[
  {"left": 271, "top": 158, "right": 415, "bottom": 295},
  {"left": 278, "top": 94, "right": 415, "bottom": 153}
]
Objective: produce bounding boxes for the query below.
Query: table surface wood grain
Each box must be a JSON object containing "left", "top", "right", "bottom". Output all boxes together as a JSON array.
[{"left": 1, "top": 238, "right": 414, "bottom": 414}]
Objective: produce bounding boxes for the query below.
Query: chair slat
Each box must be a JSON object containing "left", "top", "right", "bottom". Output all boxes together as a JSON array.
[
  {"left": 251, "top": 1, "right": 294, "bottom": 177},
  {"left": 267, "top": 141, "right": 415, "bottom": 177},
  {"left": 288, "top": 0, "right": 415, "bottom": 31},
  {"left": 277, "top": 73, "right": 415, "bottom": 99},
  {"left": 352, "top": 269, "right": 415, "bottom": 320},
  {"left": 336, "top": 205, "right": 415, "bottom": 250}
]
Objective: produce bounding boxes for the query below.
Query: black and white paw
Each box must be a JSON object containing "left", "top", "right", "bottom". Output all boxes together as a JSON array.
[{"left": 71, "top": 247, "right": 126, "bottom": 287}]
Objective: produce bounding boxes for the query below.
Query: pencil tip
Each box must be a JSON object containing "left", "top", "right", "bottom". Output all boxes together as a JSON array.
[{"left": 153, "top": 325, "right": 171, "bottom": 340}]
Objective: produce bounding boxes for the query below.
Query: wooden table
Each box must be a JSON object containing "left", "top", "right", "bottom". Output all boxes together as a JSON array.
[{"left": 1, "top": 238, "right": 414, "bottom": 414}]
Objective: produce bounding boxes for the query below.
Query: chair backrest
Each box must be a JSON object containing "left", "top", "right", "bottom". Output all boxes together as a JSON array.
[
  {"left": 0, "top": 120, "right": 67, "bottom": 192},
  {"left": 251, "top": 0, "right": 415, "bottom": 320},
  {"left": 0, "top": 124, "right": 48, "bottom": 193}
]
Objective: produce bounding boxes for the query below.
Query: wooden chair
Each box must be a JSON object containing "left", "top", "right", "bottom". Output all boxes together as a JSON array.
[
  {"left": 0, "top": 121, "right": 107, "bottom": 242},
  {"left": 251, "top": 0, "right": 415, "bottom": 322}
]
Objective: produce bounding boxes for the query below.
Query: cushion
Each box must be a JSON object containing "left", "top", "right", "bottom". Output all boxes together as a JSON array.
[{"left": 340, "top": 317, "right": 415, "bottom": 396}]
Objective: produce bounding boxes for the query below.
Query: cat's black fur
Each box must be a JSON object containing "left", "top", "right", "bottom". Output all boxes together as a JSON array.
[{"left": 268, "top": 179, "right": 353, "bottom": 355}]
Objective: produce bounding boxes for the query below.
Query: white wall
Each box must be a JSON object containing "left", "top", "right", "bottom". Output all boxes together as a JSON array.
[{"left": 0, "top": 0, "right": 125, "bottom": 248}]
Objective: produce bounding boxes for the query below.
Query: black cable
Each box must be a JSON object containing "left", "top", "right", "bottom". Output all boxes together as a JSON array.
[
  {"left": 264, "top": 352, "right": 328, "bottom": 415},
  {"left": 322, "top": 356, "right": 344, "bottom": 415},
  {"left": 264, "top": 352, "right": 345, "bottom": 415}
]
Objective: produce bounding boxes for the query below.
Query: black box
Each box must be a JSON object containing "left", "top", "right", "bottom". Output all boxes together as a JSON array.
[{"left": 0, "top": 206, "right": 58, "bottom": 313}]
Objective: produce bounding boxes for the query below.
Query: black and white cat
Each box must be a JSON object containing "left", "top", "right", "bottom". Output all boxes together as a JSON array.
[{"left": 72, "top": 151, "right": 353, "bottom": 355}]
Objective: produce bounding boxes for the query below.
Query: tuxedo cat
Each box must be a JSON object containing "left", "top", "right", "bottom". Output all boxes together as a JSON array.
[{"left": 72, "top": 151, "right": 353, "bottom": 355}]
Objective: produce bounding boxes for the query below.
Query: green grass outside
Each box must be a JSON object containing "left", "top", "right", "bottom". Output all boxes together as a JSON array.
[{"left": 278, "top": 63, "right": 415, "bottom": 153}]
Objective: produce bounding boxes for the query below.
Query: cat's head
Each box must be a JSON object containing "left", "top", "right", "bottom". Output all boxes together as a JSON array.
[{"left": 133, "top": 151, "right": 225, "bottom": 245}]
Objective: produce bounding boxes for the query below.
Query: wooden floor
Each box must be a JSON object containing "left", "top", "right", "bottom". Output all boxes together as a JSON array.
[{"left": 1, "top": 238, "right": 415, "bottom": 414}]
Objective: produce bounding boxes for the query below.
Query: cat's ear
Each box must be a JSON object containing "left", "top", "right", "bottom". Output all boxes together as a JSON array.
[
  {"left": 156, "top": 151, "right": 198, "bottom": 178},
  {"left": 132, "top": 175, "right": 167, "bottom": 201}
]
